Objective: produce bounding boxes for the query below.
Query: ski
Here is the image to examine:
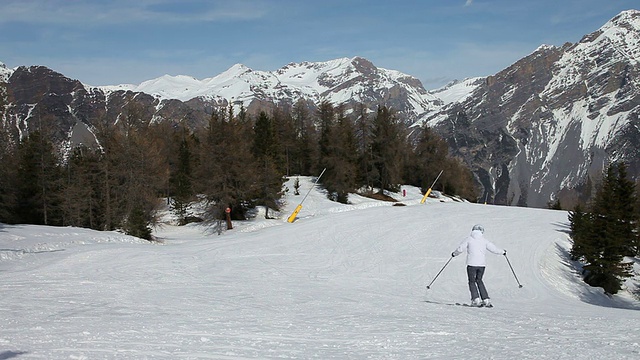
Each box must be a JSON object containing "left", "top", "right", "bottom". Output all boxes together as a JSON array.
[
  {"left": 455, "top": 302, "right": 493, "bottom": 308},
  {"left": 424, "top": 300, "right": 493, "bottom": 308},
  {"left": 423, "top": 300, "right": 457, "bottom": 306}
]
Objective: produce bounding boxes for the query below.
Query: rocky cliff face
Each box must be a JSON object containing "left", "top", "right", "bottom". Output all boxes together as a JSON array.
[
  {"left": 424, "top": 10, "right": 640, "bottom": 207},
  {"left": 1, "top": 66, "right": 211, "bottom": 152}
]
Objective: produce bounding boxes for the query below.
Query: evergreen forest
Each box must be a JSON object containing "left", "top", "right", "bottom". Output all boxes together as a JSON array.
[
  {"left": 0, "top": 100, "right": 477, "bottom": 239},
  {"left": 569, "top": 162, "right": 640, "bottom": 294}
]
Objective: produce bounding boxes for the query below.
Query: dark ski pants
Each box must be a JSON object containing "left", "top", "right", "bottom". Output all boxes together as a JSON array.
[{"left": 467, "top": 266, "right": 489, "bottom": 300}]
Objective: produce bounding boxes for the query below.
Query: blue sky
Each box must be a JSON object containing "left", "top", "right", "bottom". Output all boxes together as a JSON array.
[{"left": 0, "top": 0, "right": 636, "bottom": 89}]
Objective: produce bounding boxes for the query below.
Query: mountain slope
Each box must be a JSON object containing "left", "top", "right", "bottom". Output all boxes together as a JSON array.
[
  {"left": 0, "top": 56, "right": 441, "bottom": 149},
  {"left": 0, "top": 177, "right": 638, "bottom": 358},
  {"left": 99, "top": 56, "right": 441, "bottom": 124},
  {"left": 0, "top": 65, "right": 212, "bottom": 149},
  {"left": 423, "top": 9, "right": 640, "bottom": 207}
]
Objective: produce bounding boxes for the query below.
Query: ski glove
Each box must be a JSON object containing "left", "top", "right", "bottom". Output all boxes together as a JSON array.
[
  {"left": 451, "top": 252, "right": 456, "bottom": 257},
  {"left": 503, "top": 250, "right": 507, "bottom": 255}
]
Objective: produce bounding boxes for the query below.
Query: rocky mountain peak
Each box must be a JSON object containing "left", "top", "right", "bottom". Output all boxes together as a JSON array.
[
  {"left": 217, "top": 63, "right": 254, "bottom": 79},
  {"left": 9, "top": 65, "right": 84, "bottom": 103},
  {"left": 422, "top": 10, "right": 640, "bottom": 208},
  {"left": 576, "top": 9, "right": 640, "bottom": 64},
  {"left": 350, "top": 56, "right": 376, "bottom": 74},
  {"left": 608, "top": 9, "right": 640, "bottom": 28},
  {"left": 0, "top": 62, "right": 11, "bottom": 82}
]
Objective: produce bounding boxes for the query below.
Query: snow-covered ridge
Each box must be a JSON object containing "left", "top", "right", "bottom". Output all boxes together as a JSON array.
[
  {"left": 0, "top": 61, "right": 13, "bottom": 82},
  {"left": 96, "top": 56, "right": 435, "bottom": 107},
  {"left": 93, "top": 56, "right": 459, "bottom": 125},
  {"left": 582, "top": 9, "right": 640, "bottom": 64},
  {"left": 1, "top": 54, "right": 481, "bottom": 125},
  {"left": 532, "top": 44, "right": 558, "bottom": 54},
  {"left": 428, "top": 77, "right": 484, "bottom": 106}
]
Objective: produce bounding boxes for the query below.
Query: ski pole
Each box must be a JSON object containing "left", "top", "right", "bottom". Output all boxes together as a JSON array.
[
  {"left": 426, "top": 256, "right": 453, "bottom": 289},
  {"left": 504, "top": 253, "right": 523, "bottom": 288}
]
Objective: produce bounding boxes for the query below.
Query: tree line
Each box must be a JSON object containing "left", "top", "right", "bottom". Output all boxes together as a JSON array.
[
  {"left": 0, "top": 99, "right": 477, "bottom": 239},
  {"left": 568, "top": 162, "right": 640, "bottom": 294}
]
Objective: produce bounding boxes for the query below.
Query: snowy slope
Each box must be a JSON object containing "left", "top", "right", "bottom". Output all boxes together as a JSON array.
[
  {"left": 100, "top": 57, "right": 425, "bottom": 101},
  {"left": 1, "top": 179, "right": 639, "bottom": 359},
  {"left": 427, "top": 77, "right": 484, "bottom": 106}
]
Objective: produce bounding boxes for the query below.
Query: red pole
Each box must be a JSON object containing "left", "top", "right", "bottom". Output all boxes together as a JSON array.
[{"left": 225, "top": 207, "right": 232, "bottom": 230}]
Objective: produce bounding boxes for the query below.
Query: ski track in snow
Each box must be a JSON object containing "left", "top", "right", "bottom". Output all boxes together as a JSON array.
[{"left": 1, "top": 178, "right": 639, "bottom": 359}]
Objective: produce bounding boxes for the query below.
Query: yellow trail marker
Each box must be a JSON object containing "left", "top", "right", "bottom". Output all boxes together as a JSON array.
[
  {"left": 287, "top": 204, "right": 303, "bottom": 223},
  {"left": 287, "top": 168, "right": 326, "bottom": 223},
  {"left": 420, "top": 170, "right": 443, "bottom": 204}
]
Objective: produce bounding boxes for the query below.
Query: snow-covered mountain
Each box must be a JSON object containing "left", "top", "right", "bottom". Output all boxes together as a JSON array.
[
  {"left": 98, "top": 56, "right": 443, "bottom": 124},
  {"left": 1, "top": 10, "right": 640, "bottom": 208},
  {"left": 0, "top": 56, "right": 446, "bottom": 151},
  {"left": 421, "top": 9, "right": 640, "bottom": 207}
]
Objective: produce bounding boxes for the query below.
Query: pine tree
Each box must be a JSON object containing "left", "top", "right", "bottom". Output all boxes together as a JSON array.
[
  {"left": 319, "top": 104, "right": 358, "bottom": 203},
  {"left": 14, "top": 129, "right": 63, "bottom": 225},
  {"left": 407, "top": 126, "right": 477, "bottom": 201},
  {"left": 61, "top": 145, "right": 102, "bottom": 229},
  {"left": 196, "top": 108, "right": 258, "bottom": 223},
  {"left": 169, "top": 128, "right": 195, "bottom": 225},
  {"left": 611, "top": 162, "right": 637, "bottom": 256},
  {"left": 0, "top": 100, "right": 17, "bottom": 223},
  {"left": 93, "top": 118, "right": 123, "bottom": 231},
  {"left": 124, "top": 203, "right": 152, "bottom": 240},
  {"left": 271, "top": 104, "right": 296, "bottom": 176},
  {"left": 440, "top": 157, "right": 478, "bottom": 201},
  {"left": 252, "top": 111, "right": 283, "bottom": 219},
  {"left": 354, "top": 103, "right": 375, "bottom": 190},
  {"left": 548, "top": 198, "right": 562, "bottom": 210},
  {"left": 253, "top": 111, "right": 277, "bottom": 159},
  {"left": 570, "top": 162, "right": 635, "bottom": 294},
  {"left": 370, "top": 106, "right": 404, "bottom": 193},
  {"left": 569, "top": 204, "right": 591, "bottom": 261},
  {"left": 291, "top": 99, "right": 316, "bottom": 176},
  {"left": 92, "top": 104, "right": 167, "bottom": 238},
  {"left": 411, "top": 126, "right": 449, "bottom": 191},
  {"left": 316, "top": 101, "right": 337, "bottom": 199}
]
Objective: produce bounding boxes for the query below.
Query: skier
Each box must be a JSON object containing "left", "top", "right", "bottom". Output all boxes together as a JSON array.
[{"left": 452, "top": 224, "right": 506, "bottom": 307}]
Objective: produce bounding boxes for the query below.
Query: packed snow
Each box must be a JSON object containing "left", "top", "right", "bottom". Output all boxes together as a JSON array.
[{"left": 1, "top": 177, "right": 639, "bottom": 359}]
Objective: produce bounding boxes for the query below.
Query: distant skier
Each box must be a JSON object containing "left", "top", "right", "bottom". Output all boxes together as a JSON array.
[{"left": 452, "top": 224, "right": 506, "bottom": 307}]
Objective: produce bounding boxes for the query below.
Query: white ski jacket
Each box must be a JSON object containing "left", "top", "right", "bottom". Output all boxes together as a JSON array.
[{"left": 453, "top": 230, "right": 504, "bottom": 266}]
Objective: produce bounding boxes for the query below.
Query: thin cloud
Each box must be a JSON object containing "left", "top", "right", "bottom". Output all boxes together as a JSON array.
[
  {"left": 464, "top": 0, "right": 473, "bottom": 7},
  {"left": 0, "top": 0, "right": 268, "bottom": 25}
]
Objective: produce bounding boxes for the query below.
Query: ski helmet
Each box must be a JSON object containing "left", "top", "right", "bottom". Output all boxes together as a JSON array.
[{"left": 472, "top": 224, "right": 484, "bottom": 233}]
